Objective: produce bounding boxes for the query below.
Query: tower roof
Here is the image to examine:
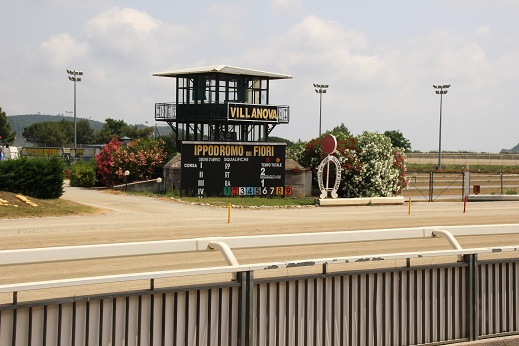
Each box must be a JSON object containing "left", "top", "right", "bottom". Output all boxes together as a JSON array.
[{"left": 153, "top": 65, "right": 292, "bottom": 80}]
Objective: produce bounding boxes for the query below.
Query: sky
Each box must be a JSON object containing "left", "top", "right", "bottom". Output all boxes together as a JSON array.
[{"left": 1, "top": 0, "right": 518, "bottom": 153}]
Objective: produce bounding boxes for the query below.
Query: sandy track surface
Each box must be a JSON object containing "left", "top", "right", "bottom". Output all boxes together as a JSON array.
[{"left": 1, "top": 185, "right": 519, "bottom": 303}]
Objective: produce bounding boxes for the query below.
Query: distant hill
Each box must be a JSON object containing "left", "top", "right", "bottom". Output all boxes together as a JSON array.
[
  {"left": 503, "top": 143, "right": 519, "bottom": 154},
  {"left": 7, "top": 114, "right": 172, "bottom": 146}
]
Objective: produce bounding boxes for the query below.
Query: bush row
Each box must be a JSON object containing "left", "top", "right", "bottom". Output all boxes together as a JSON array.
[{"left": 0, "top": 157, "right": 65, "bottom": 199}]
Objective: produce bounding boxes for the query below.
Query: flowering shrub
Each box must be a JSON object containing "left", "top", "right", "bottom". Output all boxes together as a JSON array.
[
  {"left": 95, "top": 137, "right": 167, "bottom": 187},
  {"left": 96, "top": 137, "right": 122, "bottom": 187},
  {"left": 347, "top": 132, "right": 400, "bottom": 197},
  {"left": 288, "top": 131, "right": 408, "bottom": 198},
  {"left": 112, "top": 138, "right": 167, "bottom": 183},
  {"left": 392, "top": 148, "right": 408, "bottom": 194}
]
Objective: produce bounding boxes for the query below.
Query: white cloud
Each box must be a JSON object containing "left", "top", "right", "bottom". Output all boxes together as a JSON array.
[
  {"left": 270, "top": 0, "right": 304, "bottom": 16},
  {"left": 84, "top": 7, "right": 160, "bottom": 56},
  {"left": 474, "top": 25, "right": 491, "bottom": 37},
  {"left": 85, "top": 7, "right": 159, "bottom": 36},
  {"left": 40, "top": 33, "right": 90, "bottom": 68}
]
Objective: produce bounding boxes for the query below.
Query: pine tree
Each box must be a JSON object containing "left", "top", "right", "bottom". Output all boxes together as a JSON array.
[{"left": 0, "top": 106, "right": 16, "bottom": 144}]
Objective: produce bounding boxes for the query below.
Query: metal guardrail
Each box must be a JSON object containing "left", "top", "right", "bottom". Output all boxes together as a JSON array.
[{"left": 2, "top": 225, "right": 519, "bottom": 345}]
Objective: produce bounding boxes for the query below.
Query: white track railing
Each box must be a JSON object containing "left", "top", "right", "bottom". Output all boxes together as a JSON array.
[{"left": 1, "top": 224, "right": 519, "bottom": 294}]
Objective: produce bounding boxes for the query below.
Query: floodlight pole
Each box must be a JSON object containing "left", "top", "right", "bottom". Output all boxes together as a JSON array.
[
  {"left": 314, "top": 83, "right": 329, "bottom": 136},
  {"left": 67, "top": 70, "right": 83, "bottom": 149},
  {"left": 433, "top": 84, "right": 450, "bottom": 170}
]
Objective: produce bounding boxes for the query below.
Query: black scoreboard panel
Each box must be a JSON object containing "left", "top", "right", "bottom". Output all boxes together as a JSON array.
[{"left": 181, "top": 141, "right": 287, "bottom": 197}]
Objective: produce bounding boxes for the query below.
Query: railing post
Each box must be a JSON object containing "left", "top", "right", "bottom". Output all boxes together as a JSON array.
[
  {"left": 429, "top": 172, "right": 434, "bottom": 202},
  {"left": 238, "top": 271, "right": 254, "bottom": 346},
  {"left": 501, "top": 172, "right": 504, "bottom": 195},
  {"left": 461, "top": 171, "right": 467, "bottom": 201},
  {"left": 464, "top": 253, "right": 479, "bottom": 341}
]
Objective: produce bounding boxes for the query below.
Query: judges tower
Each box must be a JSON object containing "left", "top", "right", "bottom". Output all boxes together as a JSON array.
[{"left": 153, "top": 65, "right": 292, "bottom": 147}]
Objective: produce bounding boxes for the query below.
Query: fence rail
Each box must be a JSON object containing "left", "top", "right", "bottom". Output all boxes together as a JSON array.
[
  {"left": 2, "top": 225, "right": 519, "bottom": 345},
  {"left": 407, "top": 153, "right": 519, "bottom": 166}
]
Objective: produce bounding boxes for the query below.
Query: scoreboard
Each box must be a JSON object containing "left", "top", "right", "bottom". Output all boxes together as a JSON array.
[{"left": 181, "top": 141, "right": 288, "bottom": 197}]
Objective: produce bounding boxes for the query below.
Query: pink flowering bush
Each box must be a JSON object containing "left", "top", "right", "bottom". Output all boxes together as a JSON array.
[
  {"left": 112, "top": 138, "right": 167, "bottom": 183},
  {"left": 95, "top": 137, "right": 167, "bottom": 187},
  {"left": 96, "top": 137, "right": 122, "bottom": 187}
]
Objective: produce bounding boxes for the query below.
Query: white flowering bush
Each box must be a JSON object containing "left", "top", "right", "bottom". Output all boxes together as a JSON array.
[{"left": 288, "top": 131, "right": 408, "bottom": 198}]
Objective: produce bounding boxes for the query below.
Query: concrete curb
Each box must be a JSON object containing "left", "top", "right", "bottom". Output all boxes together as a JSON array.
[
  {"left": 318, "top": 196, "right": 405, "bottom": 206},
  {"left": 467, "top": 194, "right": 519, "bottom": 202}
]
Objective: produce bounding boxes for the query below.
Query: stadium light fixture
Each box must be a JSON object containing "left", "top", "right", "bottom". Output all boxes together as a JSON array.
[
  {"left": 314, "top": 83, "right": 329, "bottom": 136},
  {"left": 66, "top": 70, "right": 83, "bottom": 149},
  {"left": 433, "top": 84, "right": 451, "bottom": 170}
]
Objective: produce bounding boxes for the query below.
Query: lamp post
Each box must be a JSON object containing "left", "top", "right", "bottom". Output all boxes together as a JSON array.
[
  {"left": 66, "top": 69, "right": 83, "bottom": 149},
  {"left": 156, "top": 177, "right": 162, "bottom": 194},
  {"left": 433, "top": 84, "right": 451, "bottom": 170},
  {"left": 124, "top": 170, "right": 130, "bottom": 192},
  {"left": 314, "top": 83, "right": 329, "bottom": 137}
]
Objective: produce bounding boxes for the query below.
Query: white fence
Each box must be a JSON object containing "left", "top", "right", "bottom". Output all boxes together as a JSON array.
[{"left": 1, "top": 225, "right": 519, "bottom": 345}]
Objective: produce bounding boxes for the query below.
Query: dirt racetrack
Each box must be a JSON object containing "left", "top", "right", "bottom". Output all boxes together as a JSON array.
[{"left": 1, "top": 184, "right": 519, "bottom": 304}]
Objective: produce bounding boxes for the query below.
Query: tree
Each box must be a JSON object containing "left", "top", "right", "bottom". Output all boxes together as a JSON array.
[
  {"left": 384, "top": 130, "right": 411, "bottom": 152},
  {"left": 159, "top": 133, "right": 179, "bottom": 160},
  {"left": 76, "top": 119, "right": 96, "bottom": 144},
  {"left": 0, "top": 106, "right": 16, "bottom": 143},
  {"left": 328, "top": 123, "right": 352, "bottom": 137},
  {"left": 123, "top": 125, "right": 154, "bottom": 140},
  {"left": 268, "top": 136, "right": 294, "bottom": 147},
  {"left": 95, "top": 118, "right": 152, "bottom": 143},
  {"left": 57, "top": 119, "right": 74, "bottom": 144},
  {"left": 22, "top": 122, "right": 68, "bottom": 146},
  {"left": 95, "top": 118, "right": 128, "bottom": 143}
]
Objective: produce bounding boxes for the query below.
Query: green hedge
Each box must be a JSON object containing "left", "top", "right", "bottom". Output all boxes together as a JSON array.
[
  {"left": 70, "top": 160, "right": 97, "bottom": 188},
  {"left": 0, "top": 157, "right": 65, "bottom": 199}
]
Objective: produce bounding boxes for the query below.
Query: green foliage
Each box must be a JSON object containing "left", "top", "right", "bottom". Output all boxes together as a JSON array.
[
  {"left": 95, "top": 118, "right": 153, "bottom": 143},
  {"left": 383, "top": 130, "right": 411, "bottom": 152},
  {"left": 159, "top": 133, "right": 178, "bottom": 160},
  {"left": 22, "top": 118, "right": 97, "bottom": 146},
  {"left": 328, "top": 123, "right": 352, "bottom": 137},
  {"left": 0, "top": 157, "right": 64, "bottom": 198},
  {"left": 76, "top": 119, "right": 96, "bottom": 144},
  {"left": 0, "top": 106, "right": 16, "bottom": 143},
  {"left": 70, "top": 160, "right": 97, "bottom": 187},
  {"left": 8, "top": 114, "right": 104, "bottom": 146},
  {"left": 10, "top": 114, "right": 153, "bottom": 147},
  {"left": 268, "top": 136, "right": 295, "bottom": 147},
  {"left": 22, "top": 121, "right": 68, "bottom": 146}
]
